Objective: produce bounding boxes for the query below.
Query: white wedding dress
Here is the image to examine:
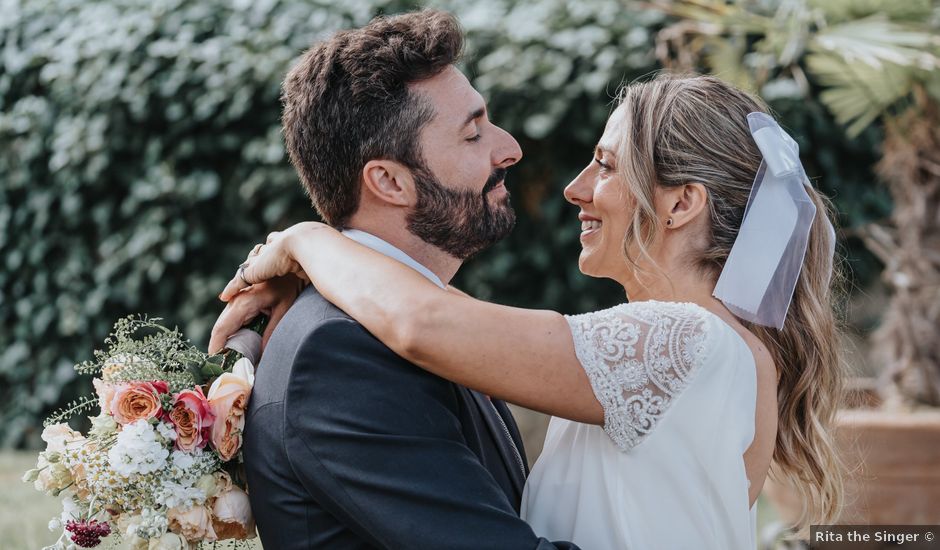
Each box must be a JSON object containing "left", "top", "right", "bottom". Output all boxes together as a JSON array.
[{"left": 521, "top": 300, "right": 758, "bottom": 549}]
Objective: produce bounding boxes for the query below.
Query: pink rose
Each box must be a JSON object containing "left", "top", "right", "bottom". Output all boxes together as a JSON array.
[
  {"left": 207, "top": 373, "right": 252, "bottom": 462},
  {"left": 169, "top": 387, "right": 215, "bottom": 452},
  {"left": 110, "top": 381, "right": 170, "bottom": 425}
]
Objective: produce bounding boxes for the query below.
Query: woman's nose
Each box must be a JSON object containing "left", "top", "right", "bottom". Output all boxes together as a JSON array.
[{"left": 564, "top": 165, "right": 593, "bottom": 205}]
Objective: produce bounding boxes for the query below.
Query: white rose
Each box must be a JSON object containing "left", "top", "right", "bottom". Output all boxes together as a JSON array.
[
  {"left": 231, "top": 357, "right": 255, "bottom": 387},
  {"left": 195, "top": 475, "right": 219, "bottom": 499},
  {"left": 89, "top": 412, "right": 118, "bottom": 438},
  {"left": 211, "top": 485, "right": 255, "bottom": 540},
  {"left": 41, "top": 424, "right": 84, "bottom": 454}
]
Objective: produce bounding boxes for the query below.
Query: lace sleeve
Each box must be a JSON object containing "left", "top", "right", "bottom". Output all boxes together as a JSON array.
[{"left": 565, "top": 301, "right": 715, "bottom": 452}]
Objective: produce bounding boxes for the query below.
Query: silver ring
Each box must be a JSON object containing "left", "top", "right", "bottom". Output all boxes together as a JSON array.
[{"left": 237, "top": 262, "right": 252, "bottom": 286}]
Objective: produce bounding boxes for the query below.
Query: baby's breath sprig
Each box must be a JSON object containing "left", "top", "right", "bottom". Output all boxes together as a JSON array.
[
  {"left": 102, "top": 315, "right": 204, "bottom": 373},
  {"left": 76, "top": 315, "right": 209, "bottom": 392}
]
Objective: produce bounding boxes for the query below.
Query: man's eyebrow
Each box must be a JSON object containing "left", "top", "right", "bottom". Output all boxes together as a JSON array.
[{"left": 462, "top": 107, "right": 486, "bottom": 128}]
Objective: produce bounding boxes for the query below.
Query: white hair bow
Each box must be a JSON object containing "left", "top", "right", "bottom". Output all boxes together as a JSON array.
[{"left": 712, "top": 112, "right": 836, "bottom": 330}]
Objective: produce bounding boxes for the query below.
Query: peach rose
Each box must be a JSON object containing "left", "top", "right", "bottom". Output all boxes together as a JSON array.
[
  {"left": 169, "top": 388, "right": 215, "bottom": 452},
  {"left": 110, "top": 381, "right": 169, "bottom": 425},
  {"left": 211, "top": 485, "right": 255, "bottom": 540},
  {"left": 168, "top": 505, "right": 217, "bottom": 542},
  {"left": 207, "top": 373, "right": 251, "bottom": 461}
]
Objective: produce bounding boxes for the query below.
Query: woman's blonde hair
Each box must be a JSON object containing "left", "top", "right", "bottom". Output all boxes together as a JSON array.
[{"left": 614, "top": 74, "right": 848, "bottom": 535}]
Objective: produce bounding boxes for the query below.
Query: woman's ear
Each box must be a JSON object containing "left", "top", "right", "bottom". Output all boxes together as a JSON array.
[
  {"left": 663, "top": 183, "right": 708, "bottom": 229},
  {"left": 361, "top": 160, "right": 415, "bottom": 207}
]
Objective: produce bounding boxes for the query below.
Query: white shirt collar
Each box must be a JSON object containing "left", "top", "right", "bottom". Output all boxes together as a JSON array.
[{"left": 341, "top": 229, "right": 446, "bottom": 289}]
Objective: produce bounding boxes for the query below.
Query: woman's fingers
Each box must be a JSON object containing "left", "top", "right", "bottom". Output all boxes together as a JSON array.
[
  {"left": 220, "top": 225, "right": 308, "bottom": 303},
  {"left": 219, "top": 270, "right": 250, "bottom": 302},
  {"left": 208, "top": 297, "right": 262, "bottom": 354},
  {"left": 211, "top": 276, "right": 301, "bottom": 355}
]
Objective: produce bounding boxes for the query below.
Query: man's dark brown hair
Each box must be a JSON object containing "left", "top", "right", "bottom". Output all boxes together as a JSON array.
[{"left": 281, "top": 9, "right": 464, "bottom": 227}]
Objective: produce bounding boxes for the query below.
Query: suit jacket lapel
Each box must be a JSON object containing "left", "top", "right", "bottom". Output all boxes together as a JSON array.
[{"left": 467, "top": 389, "right": 528, "bottom": 499}]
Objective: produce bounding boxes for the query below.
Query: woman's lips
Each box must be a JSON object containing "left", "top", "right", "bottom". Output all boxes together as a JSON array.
[{"left": 580, "top": 217, "right": 602, "bottom": 239}]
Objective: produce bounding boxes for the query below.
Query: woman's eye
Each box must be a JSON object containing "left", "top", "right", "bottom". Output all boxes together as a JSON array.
[
  {"left": 594, "top": 157, "right": 611, "bottom": 171},
  {"left": 466, "top": 134, "right": 482, "bottom": 143}
]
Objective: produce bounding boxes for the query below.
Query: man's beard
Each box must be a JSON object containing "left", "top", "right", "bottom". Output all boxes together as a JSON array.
[{"left": 406, "top": 166, "right": 516, "bottom": 260}]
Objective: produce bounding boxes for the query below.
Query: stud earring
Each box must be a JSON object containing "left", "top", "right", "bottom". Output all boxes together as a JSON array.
[{"left": 666, "top": 218, "right": 674, "bottom": 227}]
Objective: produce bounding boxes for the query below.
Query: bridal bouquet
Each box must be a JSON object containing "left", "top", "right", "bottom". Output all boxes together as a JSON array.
[{"left": 24, "top": 316, "right": 265, "bottom": 550}]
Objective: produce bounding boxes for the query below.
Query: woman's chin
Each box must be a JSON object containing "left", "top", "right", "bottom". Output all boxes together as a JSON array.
[{"left": 577, "top": 253, "right": 601, "bottom": 278}]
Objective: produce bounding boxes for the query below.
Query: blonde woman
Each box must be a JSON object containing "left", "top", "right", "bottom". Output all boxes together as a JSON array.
[{"left": 216, "top": 75, "right": 846, "bottom": 548}]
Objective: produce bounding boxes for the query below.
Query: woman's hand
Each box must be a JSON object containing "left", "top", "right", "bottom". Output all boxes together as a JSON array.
[
  {"left": 208, "top": 274, "right": 306, "bottom": 355},
  {"left": 219, "top": 221, "right": 332, "bottom": 302},
  {"left": 209, "top": 221, "right": 333, "bottom": 355}
]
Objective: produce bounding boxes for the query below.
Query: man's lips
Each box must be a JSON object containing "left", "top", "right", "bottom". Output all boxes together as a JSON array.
[
  {"left": 483, "top": 168, "right": 508, "bottom": 194},
  {"left": 486, "top": 180, "right": 508, "bottom": 198}
]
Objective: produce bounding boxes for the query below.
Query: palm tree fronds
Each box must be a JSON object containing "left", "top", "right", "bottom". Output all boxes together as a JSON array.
[
  {"left": 806, "top": 52, "right": 912, "bottom": 136},
  {"left": 811, "top": 15, "right": 940, "bottom": 71}
]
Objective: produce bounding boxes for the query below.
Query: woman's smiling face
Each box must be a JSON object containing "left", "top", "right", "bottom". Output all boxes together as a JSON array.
[{"left": 564, "top": 105, "right": 636, "bottom": 283}]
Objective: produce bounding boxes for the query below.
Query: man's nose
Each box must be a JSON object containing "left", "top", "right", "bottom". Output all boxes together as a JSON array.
[{"left": 493, "top": 125, "right": 523, "bottom": 168}]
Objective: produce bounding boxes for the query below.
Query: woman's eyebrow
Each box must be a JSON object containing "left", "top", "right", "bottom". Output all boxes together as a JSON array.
[{"left": 595, "top": 145, "right": 614, "bottom": 157}]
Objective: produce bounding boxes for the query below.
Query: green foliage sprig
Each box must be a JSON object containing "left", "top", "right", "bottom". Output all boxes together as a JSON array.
[{"left": 44, "top": 395, "right": 100, "bottom": 427}]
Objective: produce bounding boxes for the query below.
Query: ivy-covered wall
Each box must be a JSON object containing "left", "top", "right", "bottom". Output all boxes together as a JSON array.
[{"left": 0, "top": 0, "right": 890, "bottom": 447}]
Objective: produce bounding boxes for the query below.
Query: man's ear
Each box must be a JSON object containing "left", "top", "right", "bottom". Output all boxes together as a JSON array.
[
  {"left": 360, "top": 160, "right": 415, "bottom": 207},
  {"left": 663, "top": 182, "right": 708, "bottom": 229}
]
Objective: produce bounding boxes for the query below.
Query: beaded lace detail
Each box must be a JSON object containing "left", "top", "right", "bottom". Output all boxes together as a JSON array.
[{"left": 565, "top": 301, "right": 713, "bottom": 452}]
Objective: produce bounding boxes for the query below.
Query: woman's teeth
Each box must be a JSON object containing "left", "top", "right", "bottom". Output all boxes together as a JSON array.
[{"left": 581, "top": 220, "right": 602, "bottom": 232}]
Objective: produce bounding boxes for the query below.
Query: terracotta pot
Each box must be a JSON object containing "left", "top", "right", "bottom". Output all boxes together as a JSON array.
[{"left": 763, "top": 378, "right": 940, "bottom": 526}]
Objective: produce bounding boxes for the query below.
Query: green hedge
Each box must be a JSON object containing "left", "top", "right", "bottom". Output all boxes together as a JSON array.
[{"left": 0, "top": 0, "right": 889, "bottom": 447}]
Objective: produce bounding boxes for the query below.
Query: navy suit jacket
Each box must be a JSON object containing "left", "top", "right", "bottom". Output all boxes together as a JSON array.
[{"left": 243, "top": 286, "right": 579, "bottom": 549}]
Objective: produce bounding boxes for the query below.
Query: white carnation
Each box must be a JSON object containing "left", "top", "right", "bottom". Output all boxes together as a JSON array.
[
  {"left": 155, "top": 479, "right": 206, "bottom": 509},
  {"left": 133, "top": 507, "right": 168, "bottom": 540},
  {"left": 170, "top": 449, "right": 196, "bottom": 471},
  {"left": 155, "top": 421, "right": 177, "bottom": 442},
  {"left": 108, "top": 420, "right": 169, "bottom": 477}
]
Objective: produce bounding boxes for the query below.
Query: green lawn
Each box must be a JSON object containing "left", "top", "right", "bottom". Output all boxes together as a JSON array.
[{"left": 2, "top": 451, "right": 783, "bottom": 549}]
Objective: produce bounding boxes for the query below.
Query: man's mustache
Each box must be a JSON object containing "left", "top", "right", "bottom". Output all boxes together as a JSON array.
[{"left": 483, "top": 168, "right": 508, "bottom": 194}]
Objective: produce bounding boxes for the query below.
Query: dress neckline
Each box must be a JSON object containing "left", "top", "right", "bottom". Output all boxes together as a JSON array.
[{"left": 635, "top": 299, "right": 757, "bottom": 371}]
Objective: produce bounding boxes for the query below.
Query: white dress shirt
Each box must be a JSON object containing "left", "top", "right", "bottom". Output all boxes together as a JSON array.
[{"left": 342, "top": 229, "right": 445, "bottom": 289}]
